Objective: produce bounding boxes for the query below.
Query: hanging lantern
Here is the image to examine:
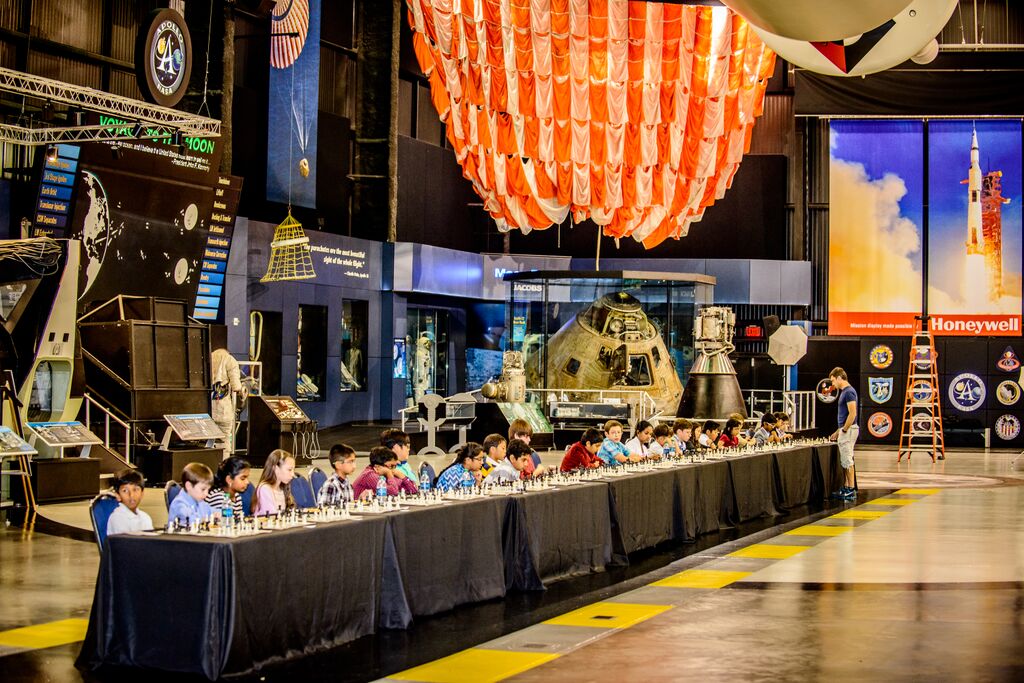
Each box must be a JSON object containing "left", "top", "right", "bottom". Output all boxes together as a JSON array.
[
  {"left": 405, "top": 0, "right": 775, "bottom": 248},
  {"left": 261, "top": 211, "right": 317, "bottom": 282}
]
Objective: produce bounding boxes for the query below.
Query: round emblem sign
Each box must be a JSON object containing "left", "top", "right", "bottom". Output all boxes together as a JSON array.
[
  {"left": 996, "top": 346, "right": 1021, "bottom": 373},
  {"left": 948, "top": 373, "right": 986, "bottom": 412},
  {"left": 994, "top": 414, "right": 1021, "bottom": 441},
  {"left": 996, "top": 380, "right": 1021, "bottom": 406},
  {"left": 869, "top": 344, "right": 894, "bottom": 370},
  {"left": 816, "top": 377, "right": 837, "bottom": 403},
  {"left": 867, "top": 412, "right": 893, "bottom": 438},
  {"left": 136, "top": 9, "right": 192, "bottom": 107},
  {"left": 911, "top": 379, "right": 933, "bottom": 403},
  {"left": 911, "top": 347, "right": 932, "bottom": 370}
]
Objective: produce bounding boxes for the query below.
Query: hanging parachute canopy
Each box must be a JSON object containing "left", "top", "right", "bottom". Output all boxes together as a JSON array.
[{"left": 405, "top": 0, "right": 776, "bottom": 248}]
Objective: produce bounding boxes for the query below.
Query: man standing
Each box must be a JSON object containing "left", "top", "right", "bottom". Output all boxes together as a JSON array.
[{"left": 829, "top": 367, "right": 858, "bottom": 501}]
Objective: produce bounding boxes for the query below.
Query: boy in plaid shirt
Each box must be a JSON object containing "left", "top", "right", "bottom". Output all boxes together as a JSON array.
[{"left": 318, "top": 443, "right": 357, "bottom": 507}]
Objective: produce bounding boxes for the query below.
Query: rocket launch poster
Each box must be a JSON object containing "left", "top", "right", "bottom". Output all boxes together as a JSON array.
[
  {"left": 828, "top": 120, "right": 924, "bottom": 336},
  {"left": 266, "top": 0, "right": 320, "bottom": 208},
  {"left": 927, "top": 120, "right": 1022, "bottom": 336}
]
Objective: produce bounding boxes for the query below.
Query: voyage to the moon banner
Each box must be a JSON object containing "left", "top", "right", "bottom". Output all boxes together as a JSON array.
[{"left": 829, "top": 119, "right": 1023, "bottom": 336}]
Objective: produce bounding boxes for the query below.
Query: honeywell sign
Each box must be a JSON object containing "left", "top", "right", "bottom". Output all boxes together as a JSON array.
[{"left": 930, "top": 315, "right": 1022, "bottom": 336}]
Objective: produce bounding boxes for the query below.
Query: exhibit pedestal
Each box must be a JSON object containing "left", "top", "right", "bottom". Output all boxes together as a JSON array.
[
  {"left": 28, "top": 458, "right": 101, "bottom": 503},
  {"left": 139, "top": 448, "right": 221, "bottom": 486}
]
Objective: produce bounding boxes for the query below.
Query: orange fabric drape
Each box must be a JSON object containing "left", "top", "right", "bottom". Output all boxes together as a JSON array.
[{"left": 406, "top": 0, "right": 774, "bottom": 247}]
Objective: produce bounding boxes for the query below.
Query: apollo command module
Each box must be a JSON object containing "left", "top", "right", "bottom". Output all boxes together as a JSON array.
[{"left": 525, "top": 292, "right": 684, "bottom": 416}]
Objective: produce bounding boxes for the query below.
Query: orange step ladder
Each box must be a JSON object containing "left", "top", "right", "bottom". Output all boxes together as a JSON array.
[{"left": 897, "top": 319, "right": 945, "bottom": 463}]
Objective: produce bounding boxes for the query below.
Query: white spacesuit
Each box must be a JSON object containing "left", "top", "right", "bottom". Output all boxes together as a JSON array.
[{"left": 210, "top": 348, "right": 242, "bottom": 458}]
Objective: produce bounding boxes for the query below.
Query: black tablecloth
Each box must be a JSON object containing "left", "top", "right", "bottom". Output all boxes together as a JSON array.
[
  {"left": 78, "top": 444, "right": 840, "bottom": 677},
  {"left": 604, "top": 468, "right": 680, "bottom": 555},
  {"left": 385, "top": 496, "right": 509, "bottom": 625},
  {"left": 512, "top": 482, "right": 613, "bottom": 586},
  {"left": 727, "top": 452, "right": 780, "bottom": 522},
  {"left": 773, "top": 447, "right": 814, "bottom": 510},
  {"left": 77, "top": 516, "right": 388, "bottom": 680}
]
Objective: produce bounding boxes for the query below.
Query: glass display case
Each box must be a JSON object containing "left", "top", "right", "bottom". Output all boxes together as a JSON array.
[
  {"left": 296, "top": 304, "right": 327, "bottom": 402},
  {"left": 406, "top": 308, "right": 450, "bottom": 403},
  {"left": 505, "top": 271, "right": 715, "bottom": 406},
  {"left": 339, "top": 300, "right": 368, "bottom": 392}
]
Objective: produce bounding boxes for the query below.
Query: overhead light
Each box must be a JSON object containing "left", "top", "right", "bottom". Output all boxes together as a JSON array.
[
  {"left": 45, "top": 146, "right": 58, "bottom": 163},
  {"left": 132, "top": 122, "right": 145, "bottom": 138}
]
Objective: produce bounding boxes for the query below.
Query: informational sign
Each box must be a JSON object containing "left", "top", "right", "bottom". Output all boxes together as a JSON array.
[
  {"left": 263, "top": 396, "right": 308, "bottom": 421},
  {"left": 163, "top": 414, "right": 225, "bottom": 441},
  {"left": 193, "top": 174, "right": 243, "bottom": 322},
  {"left": 0, "top": 426, "right": 36, "bottom": 457},
  {"left": 33, "top": 143, "right": 81, "bottom": 237},
  {"left": 27, "top": 421, "right": 102, "bottom": 447},
  {"left": 393, "top": 338, "right": 407, "bottom": 379}
]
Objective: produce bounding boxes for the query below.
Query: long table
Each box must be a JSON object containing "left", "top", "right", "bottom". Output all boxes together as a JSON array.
[{"left": 78, "top": 444, "right": 840, "bottom": 679}]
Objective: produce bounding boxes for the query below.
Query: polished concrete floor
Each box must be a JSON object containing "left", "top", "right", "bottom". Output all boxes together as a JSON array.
[{"left": 1, "top": 446, "right": 1022, "bottom": 682}]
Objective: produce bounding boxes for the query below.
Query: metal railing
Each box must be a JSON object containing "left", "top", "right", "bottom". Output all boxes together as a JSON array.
[
  {"left": 528, "top": 387, "right": 661, "bottom": 428},
  {"left": 743, "top": 389, "right": 816, "bottom": 432},
  {"left": 82, "top": 393, "right": 132, "bottom": 464}
]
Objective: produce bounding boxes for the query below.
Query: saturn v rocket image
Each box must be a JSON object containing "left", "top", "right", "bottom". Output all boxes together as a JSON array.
[{"left": 961, "top": 129, "right": 1008, "bottom": 308}]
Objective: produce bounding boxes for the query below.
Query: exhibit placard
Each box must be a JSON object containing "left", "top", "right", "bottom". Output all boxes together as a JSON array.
[
  {"left": 163, "top": 414, "right": 225, "bottom": 441},
  {"left": 27, "top": 422, "right": 102, "bottom": 448}
]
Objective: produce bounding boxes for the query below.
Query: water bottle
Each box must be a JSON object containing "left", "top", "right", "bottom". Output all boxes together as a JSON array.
[
  {"left": 376, "top": 477, "right": 388, "bottom": 500},
  {"left": 222, "top": 503, "right": 234, "bottom": 529},
  {"left": 419, "top": 471, "right": 431, "bottom": 493},
  {"left": 461, "top": 469, "right": 474, "bottom": 489}
]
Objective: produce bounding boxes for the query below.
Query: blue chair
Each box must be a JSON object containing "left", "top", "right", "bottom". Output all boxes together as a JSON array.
[
  {"left": 164, "top": 481, "right": 181, "bottom": 511},
  {"left": 290, "top": 473, "right": 316, "bottom": 509},
  {"left": 240, "top": 482, "right": 255, "bottom": 516},
  {"left": 89, "top": 493, "right": 120, "bottom": 553},
  {"left": 418, "top": 461, "right": 437, "bottom": 487},
  {"left": 309, "top": 467, "right": 327, "bottom": 501}
]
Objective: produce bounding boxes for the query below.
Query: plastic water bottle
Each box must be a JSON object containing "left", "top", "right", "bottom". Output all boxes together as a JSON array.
[
  {"left": 222, "top": 503, "right": 234, "bottom": 529},
  {"left": 419, "top": 471, "right": 431, "bottom": 493},
  {"left": 461, "top": 469, "right": 474, "bottom": 489},
  {"left": 376, "top": 477, "right": 388, "bottom": 500}
]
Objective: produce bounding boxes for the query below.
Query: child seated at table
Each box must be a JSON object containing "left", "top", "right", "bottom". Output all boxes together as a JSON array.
[
  {"left": 560, "top": 428, "right": 603, "bottom": 471},
  {"left": 508, "top": 418, "right": 548, "bottom": 477},
  {"left": 597, "top": 420, "right": 643, "bottom": 466},
  {"left": 774, "top": 412, "right": 794, "bottom": 441},
  {"left": 168, "top": 462, "right": 216, "bottom": 524},
  {"left": 480, "top": 433, "right": 507, "bottom": 478},
  {"left": 753, "top": 413, "right": 781, "bottom": 446},
  {"left": 698, "top": 420, "right": 720, "bottom": 449},
  {"left": 434, "top": 442, "right": 485, "bottom": 491},
  {"left": 353, "top": 446, "right": 419, "bottom": 500},
  {"left": 485, "top": 438, "right": 533, "bottom": 485},
  {"left": 318, "top": 443, "right": 357, "bottom": 506},
  {"left": 106, "top": 468, "right": 154, "bottom": 536},
  {"left": 669, "top": 419, "right": 693, "bottom": 455},
  {"left": 717, "top": 418, "right": 744, "bottom": 448},
  {"left": 205, "top": 456, "right": 250, "bottom": 519},
  {"left": 624, "top": 420, "right": 658, "bottom": 458},
  {"left": 650, "top": 423, "right": 672, "bottom": 456},
  {"left": 254, "top": 449, "right": 295, "bottom": 516},
  {"left": 381, "top": 429, "right": 415, "bottom": 480}
]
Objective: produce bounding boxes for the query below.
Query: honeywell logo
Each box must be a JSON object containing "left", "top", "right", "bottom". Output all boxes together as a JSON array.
[{"left": 931, "top": 317, "right": 1020, "bottom": 334}]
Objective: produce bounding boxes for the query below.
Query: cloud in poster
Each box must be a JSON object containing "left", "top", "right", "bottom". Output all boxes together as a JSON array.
[{"left": 829, "top": 158, "right": 922, "bottom": 312}]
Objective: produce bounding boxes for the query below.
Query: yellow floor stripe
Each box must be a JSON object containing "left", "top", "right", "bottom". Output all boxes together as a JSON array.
[
  {"left": 785, "top": 524, "right": 854, "bottom": 537},
  {"left": 894, "top": 488, "right": 940, "bottom": 495},
  {"left": 866, "top": 497, "right": 918, "bottom": 506},
  {"left": 728, "top": 543, "right": 811, "bottom": 559},
  {"left": 544, "top": 602, "right": 672, "bottom": 629},
  {"left": 0, "top": 618, "right": 88, "bottom": 650},
  {"left": 653, "top": 569, "right": 752, "bottom": 589},
  {"left": 832, "top": 509, "right": 889, "bottom": 519},
  {"left": 391, "top": 648, "right": 559, "bottom": 683}
]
